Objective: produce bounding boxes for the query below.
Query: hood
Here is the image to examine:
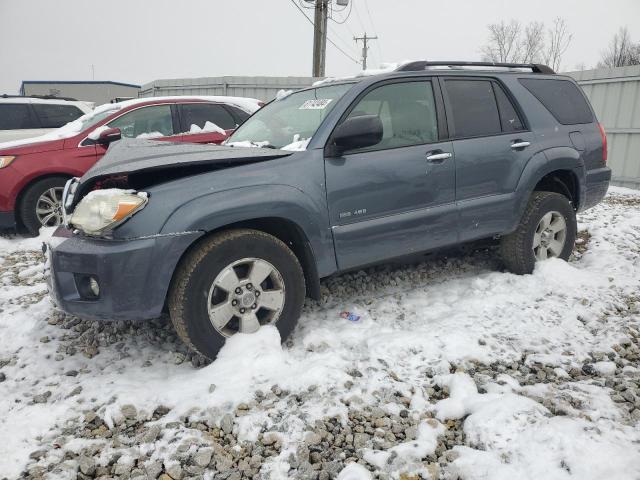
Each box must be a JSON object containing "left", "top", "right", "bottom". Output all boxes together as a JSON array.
[
  {"left": 82, "top": 138, "right": 293, "bottom": 181},
  {"left": 0, "top": 138, "right": 66, "bottom": 155},
  {"left": 72, "top": 138, "right": 294, "bottom": 201}
]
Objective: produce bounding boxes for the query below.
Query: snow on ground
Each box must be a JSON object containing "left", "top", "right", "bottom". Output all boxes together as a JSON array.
[{"left": 1, "top": 188, "right": 639, "bottom": 480}]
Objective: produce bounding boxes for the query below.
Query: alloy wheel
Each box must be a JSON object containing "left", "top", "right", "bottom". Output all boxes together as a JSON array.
[
  {"left": 533, "top": 211, "right": 567, "bottom": 260},
  {"left": 36, "top": 187, "right": 65, "bottom": 227},
  {"left": 207, "top": 257, "right": 286, "bottom": 337}
]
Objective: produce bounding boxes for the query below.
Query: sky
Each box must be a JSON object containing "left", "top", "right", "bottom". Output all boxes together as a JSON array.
[{"left": 1, "top": 0, "right": 639, "bottom": 94}]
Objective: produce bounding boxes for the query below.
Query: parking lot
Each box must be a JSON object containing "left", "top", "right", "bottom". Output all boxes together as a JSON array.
[{"left": 0, "top": 187, "right": 638, "bottom": 480}]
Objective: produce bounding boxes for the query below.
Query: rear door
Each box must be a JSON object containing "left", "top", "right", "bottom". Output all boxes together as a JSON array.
[
  {"left": 441, "top": 77, "right": 535, "bottom": 241},
  {"left": 325, "top": 78, "right": 457, "bottom": 270},
  {"left": 177, "top": 103, "right": 237, "bottom": 144}
]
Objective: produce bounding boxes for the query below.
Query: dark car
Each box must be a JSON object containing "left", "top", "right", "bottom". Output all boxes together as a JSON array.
[
  {"left": 0, "top": 96, "right": 261, "bottom": 234},
  {"left": 46, "top": 61, "right": 611, "bottom": 360}
]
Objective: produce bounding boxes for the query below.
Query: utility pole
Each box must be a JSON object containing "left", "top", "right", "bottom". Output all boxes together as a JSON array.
[
  {"left": 354, "top": 32, "right": 378, "bottom": 70},
  {"left": 312, "top": 0, "right": 329, "bottom": 77},
  {"left": 90, "top": 64, "right": 95, "bottom": 80}
]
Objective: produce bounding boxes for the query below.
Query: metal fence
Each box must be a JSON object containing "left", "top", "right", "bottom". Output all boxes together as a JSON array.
[
  {"left": 568, "top": 65, "right": 640, "bottom": 189},
  {"left": 139, "top": 76, "right": 321, "bottom": 103}
]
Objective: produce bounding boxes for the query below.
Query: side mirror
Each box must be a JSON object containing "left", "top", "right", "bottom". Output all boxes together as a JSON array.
[
  {"left": 89, "top": 126, "right": 122, "bottom": 145},
  {"left": 331, "top": 114, "right": 383, "bottom": 155}
]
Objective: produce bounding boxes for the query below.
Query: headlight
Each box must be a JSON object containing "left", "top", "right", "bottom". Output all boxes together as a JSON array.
[
  {"left": 70, "top": 189, "right": 148, "bottom": 235},
  {"left": 0, "top": 156, "right": 16, "bottom": 168}
]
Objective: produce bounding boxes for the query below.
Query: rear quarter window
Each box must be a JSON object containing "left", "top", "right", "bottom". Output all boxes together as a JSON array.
[
  {"left": 519, "top": 78, "right": 593, "bottom": 125},
  {"left": 32, "top": 104, "right": 84, "bottom": 128}
]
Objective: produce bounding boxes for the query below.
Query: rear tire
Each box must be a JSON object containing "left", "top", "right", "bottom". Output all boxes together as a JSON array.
[
  {"left": 168, "top": 229, "right": 306, "bottom": 360},
  {"left": 19, "top": 176, "right": 68, "bottom": 236},
  {"left": 500, "top": 191, "right": 576, "bottom": 275}
]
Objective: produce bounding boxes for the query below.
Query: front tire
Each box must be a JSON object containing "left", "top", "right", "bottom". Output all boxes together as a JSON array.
[
  {"left": 168, "top": 229, "right": 306, "bottom": 360},
  {"left": 500, "top": 191, "right": 576, "bottom": 275},
  {"left": 19, "top": 176, "right": 68, "bottom": 235}
]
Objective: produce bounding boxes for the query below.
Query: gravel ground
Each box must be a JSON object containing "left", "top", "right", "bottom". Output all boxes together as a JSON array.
[{"left": 1, "top": 189, "right": 639, "bottom": 480}]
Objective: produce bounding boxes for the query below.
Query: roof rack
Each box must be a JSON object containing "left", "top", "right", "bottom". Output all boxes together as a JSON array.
[
  {"left": 396, "top": 61, "right": 555, "bottom": 74},
  {"left": 1, "top": 93, "right": 79, "bottom": 101}
]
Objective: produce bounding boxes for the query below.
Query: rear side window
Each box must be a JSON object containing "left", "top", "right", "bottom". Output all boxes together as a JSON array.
[
  {"left": 444, "top": 79, "right": 502, "bottom": 138},
  {"left": 181, "top": 103, "right": 237, "bottom": 132},
  {"left": 0, "top": 104, "right": 37, "bottom": 129},
  {"left": 519, "top": 78, "right": 593, "bottom": 125},
  {"left": 226, "top": 105, "right": 250, "bottom": 124},
  {"left": 493, "top": 83, "right": 525, "bottom": 132},
  {"left": 32, "top": 104, "right": 84, "bottom": 128}
]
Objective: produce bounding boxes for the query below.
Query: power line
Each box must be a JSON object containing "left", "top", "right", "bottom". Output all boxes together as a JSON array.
[
  {"left": 288, "top": 0, "right": 361, "bottom": 66},
  {"left": 328, "top": 22, "right": 360, "bottom": 57},
  {"left": 362, "top": 0, "right": 383, "bottom": 59}
]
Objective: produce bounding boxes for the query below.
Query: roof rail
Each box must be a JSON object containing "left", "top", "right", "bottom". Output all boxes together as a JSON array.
[
  {"left": 396, "top": 61, "right": 555, "bottom": 74},
  {"left": 1, "top": 93, "right": 79, "bottom": 101}
]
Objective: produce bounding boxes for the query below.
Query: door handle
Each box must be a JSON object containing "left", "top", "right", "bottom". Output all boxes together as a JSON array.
[
  {"left": 426, "top": 152, "right": 452, "bottom": 163},
  {"left": 511, "top": 141, "right": 531, "bottom": 149}
]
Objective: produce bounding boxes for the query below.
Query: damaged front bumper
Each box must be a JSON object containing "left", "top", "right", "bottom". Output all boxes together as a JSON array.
[{"left": 45, "top": 227, "right": 202, "bottom": 321}]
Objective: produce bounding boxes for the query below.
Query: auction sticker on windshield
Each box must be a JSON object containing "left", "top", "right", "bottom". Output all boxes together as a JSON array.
[{"left": 299, "top": 99, "right": 333, "bottom": 110}]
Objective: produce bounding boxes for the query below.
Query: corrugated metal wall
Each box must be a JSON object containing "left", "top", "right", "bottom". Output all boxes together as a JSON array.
[
  {"left": 568, "top": 65, "right": 640, "bottom": 189},
  {"left": 139, "top": 76, "right": 321, "bottom": 102}
]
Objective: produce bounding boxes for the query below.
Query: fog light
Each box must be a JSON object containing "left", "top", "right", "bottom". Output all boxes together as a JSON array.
[
  {"left": 89, "top": 276, "right": 100, "bottom": 297},
  {"left": 75, "top": 274, "right": 100, "bottom": 300}
]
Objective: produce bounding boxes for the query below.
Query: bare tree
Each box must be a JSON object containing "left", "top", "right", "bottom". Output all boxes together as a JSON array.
[
  {"left": 599, "top": 27, "right": 640, "bottom": 67},
  {"left": 481, "top": 18, "right": 572, "bottom": 69},
  {"left": 544, "top": 17, "right": 573, "bottom": 71},
  {"left": 480, "top": 20, "right": 522, "bottom": 63},
  {"left": 520, "top": 21, "right": 545, "bottom": 63}
]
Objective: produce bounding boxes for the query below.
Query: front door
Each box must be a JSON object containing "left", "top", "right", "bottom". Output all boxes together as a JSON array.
[{"left": 325, "top": 79, "right": 457, "bottom": 270}]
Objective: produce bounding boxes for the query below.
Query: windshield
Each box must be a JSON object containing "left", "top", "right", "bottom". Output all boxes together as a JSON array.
[
  {"left": 76, "top": 106, "right": 120, "bottom": 131},
  {"left": 227, "top": 83, "right": 354, "bottom": 150}
]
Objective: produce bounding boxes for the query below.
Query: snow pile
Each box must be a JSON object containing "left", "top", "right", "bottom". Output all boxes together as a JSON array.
[
  {"left": 136, "top": 131, "right": 164, "bottom": 139},
  {"left": 440, "top": 372, "right": 640, "bottom": 480},
  {"left": 0, "top": 96, "right": 259, "bottom": 151},
  {"left": 188, "top": 121, "right": 226, "bottom": 135},
  {"left": 313, "top": 61, "right": 413, "bottom": 86},
  {"left": 276, "top": 89, "right": 293, "bottom": 100},
  {"left": 87, "top": 124, "right": 113, "bottom": 140},
  {"left": 226, "top": 140, "right": 271, "bottom": 149},
  {"left": 0, "top": 188, "right": 639, "bottom": 478},
  {"left": 0, "top": 102, "right": 121, "bottom": 149},
  {"left": 281, "top": 134, "right": 310, "bottom": 151}
]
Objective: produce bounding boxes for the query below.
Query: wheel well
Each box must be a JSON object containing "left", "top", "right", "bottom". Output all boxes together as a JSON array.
[
  {"left": 533, "top": 170, "right": 579, "bottom": 210},
  {"left": 14, "top": 174, "right": 72, "bottom": 226},
  {"left": 188, "top": 218, "right": 322, "bottom": 301}
]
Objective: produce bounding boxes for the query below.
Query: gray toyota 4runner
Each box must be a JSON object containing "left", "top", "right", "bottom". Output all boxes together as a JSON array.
[{"left": 47, "top": 61, "right": 611, "bottom": 360}]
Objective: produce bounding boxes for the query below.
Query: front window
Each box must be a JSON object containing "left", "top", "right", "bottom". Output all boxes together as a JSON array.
[
  {"left": 227, "top": 83, "right": 354, "bottom": 150},
  {"left": 108, "top": 105, "right": 174, "bottom": 138}
]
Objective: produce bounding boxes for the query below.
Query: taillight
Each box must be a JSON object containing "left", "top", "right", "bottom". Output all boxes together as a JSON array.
[{"left": 598, "top": 123, "right": 607, "bottom": 163}]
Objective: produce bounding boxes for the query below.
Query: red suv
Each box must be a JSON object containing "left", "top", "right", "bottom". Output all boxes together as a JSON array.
[{"left": 0, "top": 96, "right": 261, "bottom": 233}]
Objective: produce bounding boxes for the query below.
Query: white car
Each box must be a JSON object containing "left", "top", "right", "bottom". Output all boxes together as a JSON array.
[{"left": 0, "top": 96, "right": 94, "bottom": 143}]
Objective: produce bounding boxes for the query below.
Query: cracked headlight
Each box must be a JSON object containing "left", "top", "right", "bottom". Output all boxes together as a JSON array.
[{"left": 70, "top": 189, "right": 148, "bottom": 235}]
